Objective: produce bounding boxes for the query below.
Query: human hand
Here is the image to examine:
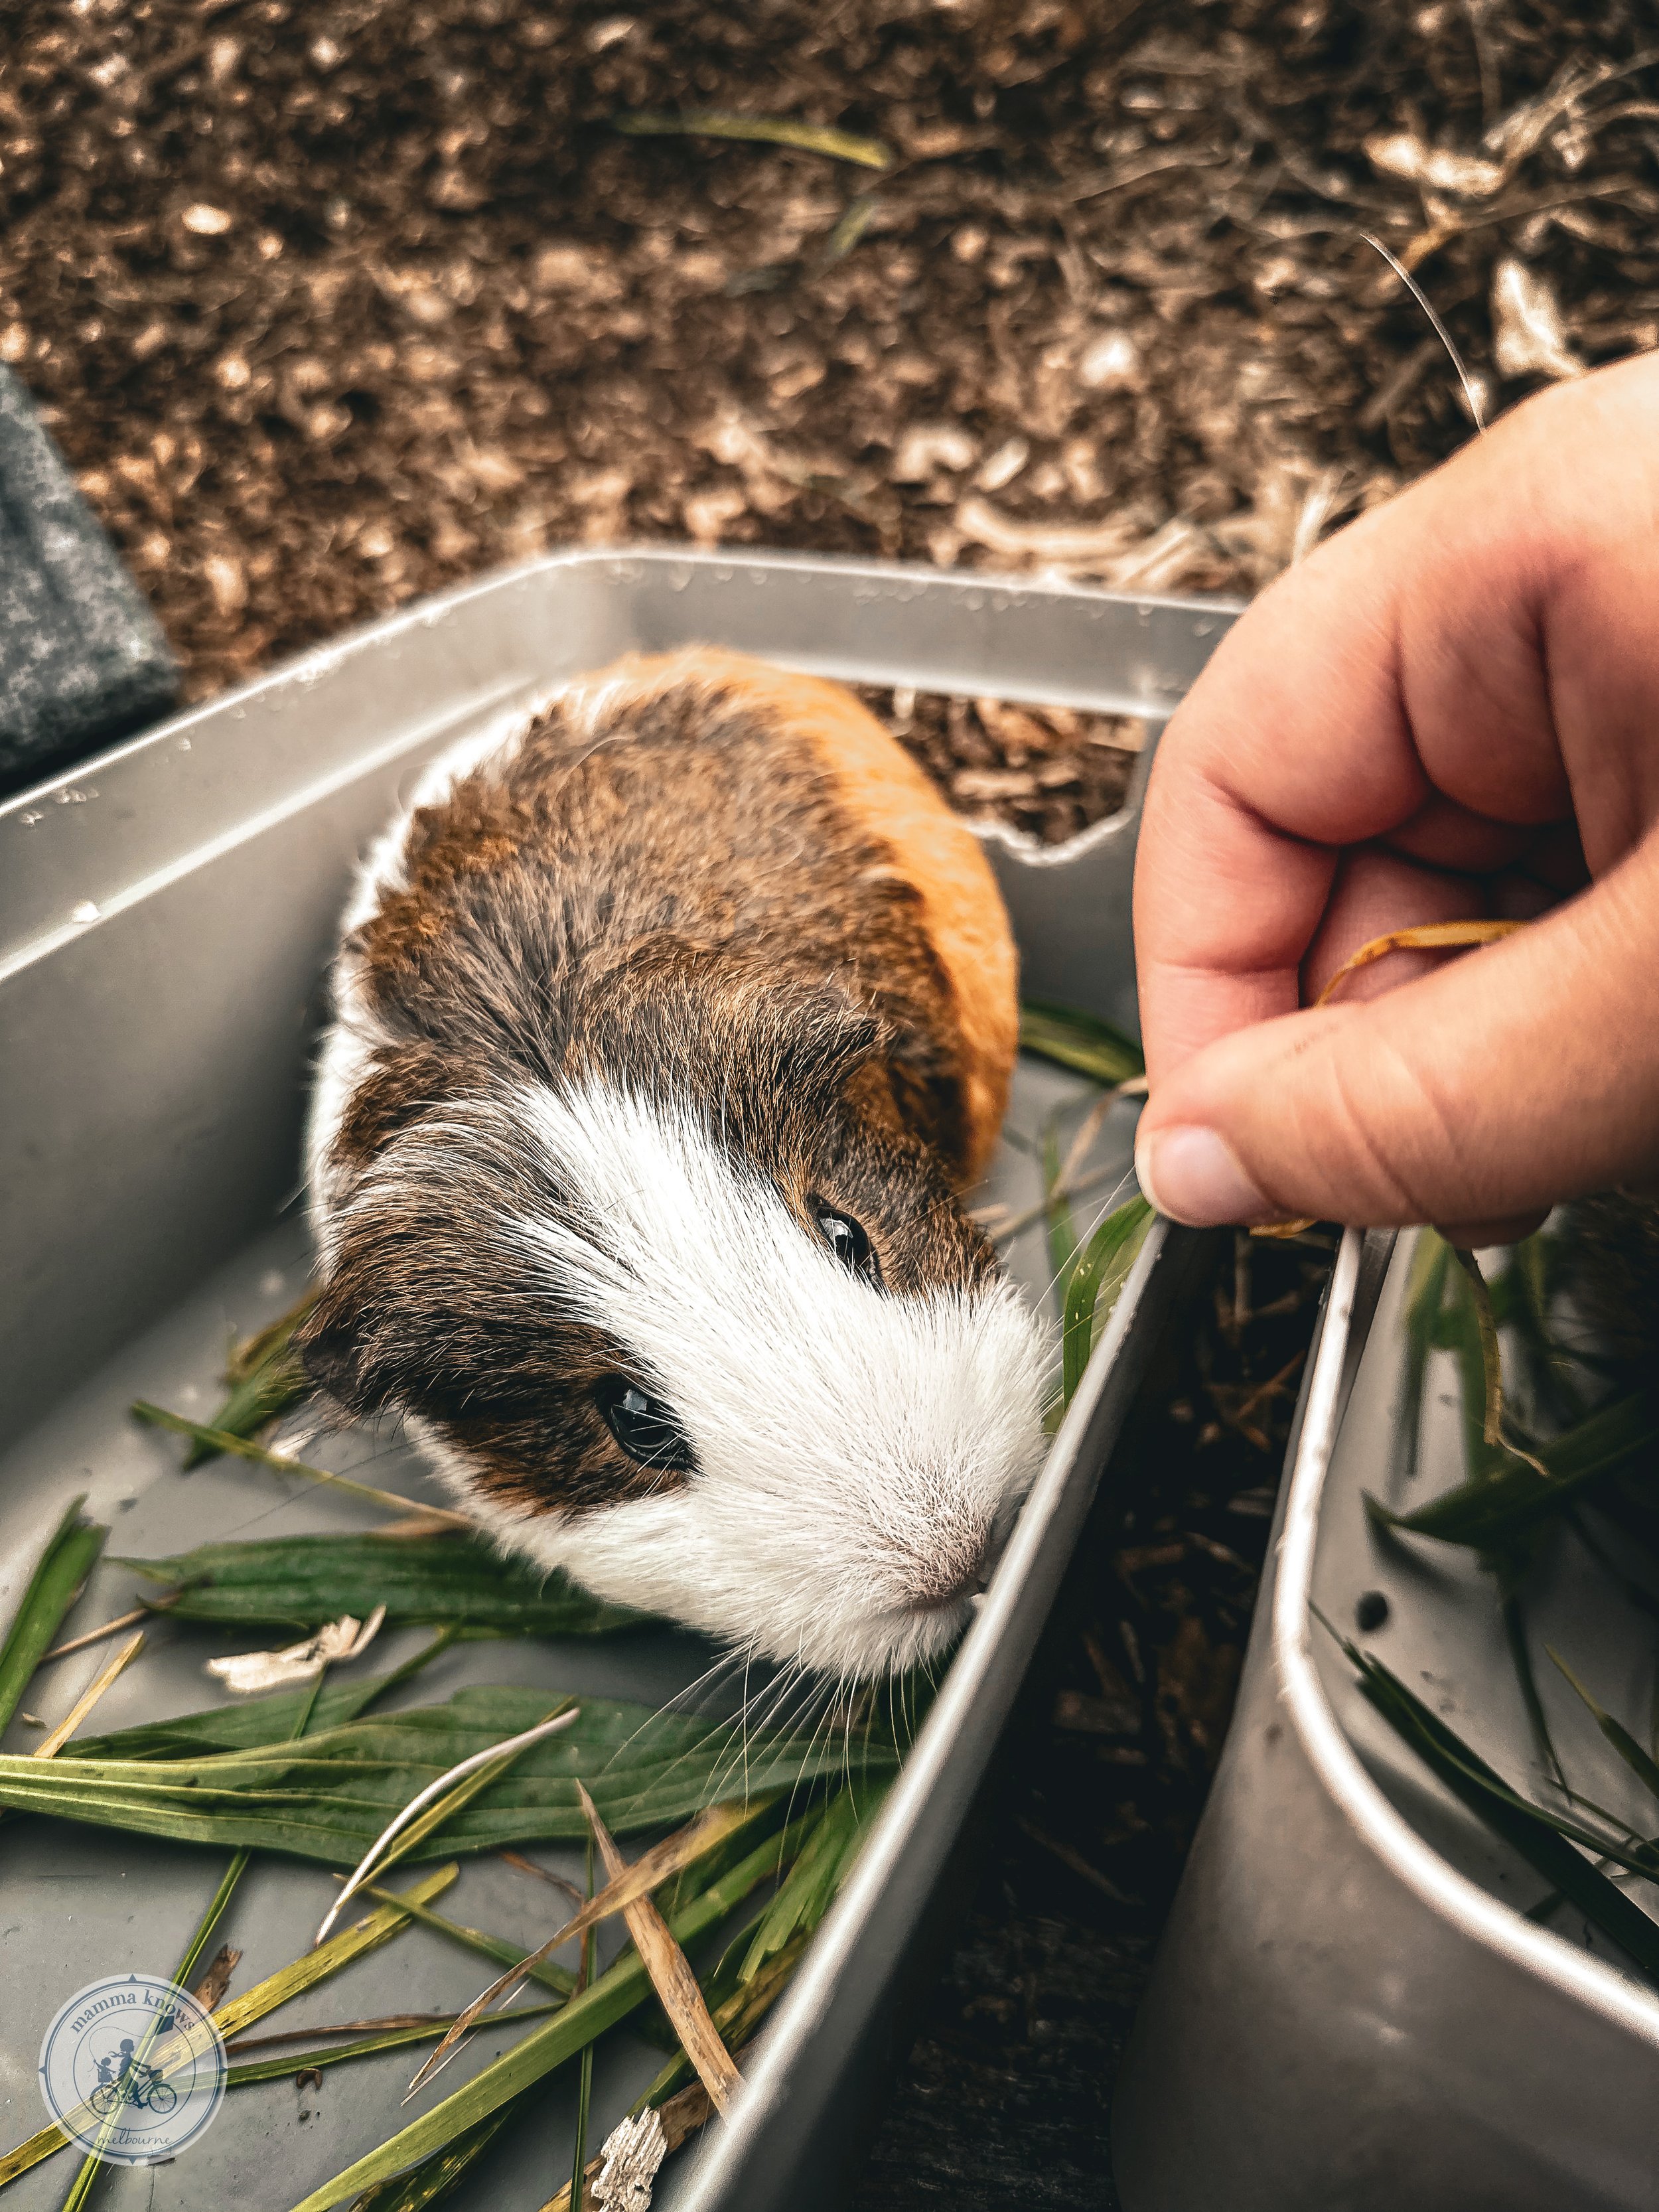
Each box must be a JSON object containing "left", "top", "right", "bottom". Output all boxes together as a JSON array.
[{"left": 1131, "top": 352, "right": 1659, "bottom": 1246}]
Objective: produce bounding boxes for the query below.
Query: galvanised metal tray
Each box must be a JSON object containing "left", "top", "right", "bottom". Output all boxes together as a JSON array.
[
  {"left": 1116, "top": 1228, "right": 1659, "bottom": 2212},
  {"left": 0, "top": 550, "right": 1232, "bottom": 2212}
]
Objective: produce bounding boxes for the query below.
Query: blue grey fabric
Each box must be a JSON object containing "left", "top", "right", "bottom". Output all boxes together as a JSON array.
[{"left": 0, "top": 367, "right": 176, "bottom": 790}]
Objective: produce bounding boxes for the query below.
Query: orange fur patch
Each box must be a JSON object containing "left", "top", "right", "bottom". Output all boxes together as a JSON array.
[{"left": 584, "top": 648, "right": 1019, "bottom": 1185}]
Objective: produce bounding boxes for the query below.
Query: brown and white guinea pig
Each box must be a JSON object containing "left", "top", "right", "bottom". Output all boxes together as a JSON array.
[{"left": 297, "top": 648, "right": 1048, "bottom": 1680}]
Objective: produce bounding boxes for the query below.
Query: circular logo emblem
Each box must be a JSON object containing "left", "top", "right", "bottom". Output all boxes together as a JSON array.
[{"left": 38, "top": 1976, "right": 226, "bottom": 2165}]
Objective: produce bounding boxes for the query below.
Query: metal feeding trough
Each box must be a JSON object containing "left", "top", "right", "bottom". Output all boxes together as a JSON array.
[
  {"left": 0, "top": 550, "right": 1233, "bottom": 2212},
  {"left": 1115, "top": 1228, "right": 1659, "bottom": 2212}
]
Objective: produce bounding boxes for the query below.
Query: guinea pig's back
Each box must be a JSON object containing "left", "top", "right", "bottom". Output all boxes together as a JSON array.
[
  {"left": 626, "top": 649, "right": 1017, "bottom": 1174},
  {"left": 317, "top": 648, "right": 1017, "bottom": 1211}
]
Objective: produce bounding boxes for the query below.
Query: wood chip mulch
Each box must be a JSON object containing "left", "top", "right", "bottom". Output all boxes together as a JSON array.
[{"left": 7, "top": 0, "right": 1655, "bottom": 838}]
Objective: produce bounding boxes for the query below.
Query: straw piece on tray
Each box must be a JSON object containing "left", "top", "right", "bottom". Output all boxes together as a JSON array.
[
  {"left": 315, "top": 1704, "right": 580, "bottom": 1946},
  {"left": 407, "top": 1799, "right": 757, "bottom": 2093},
  {"left": 577, "top": 1783, "right": 743, "bottom": 2117},
  {"left": 33, "top": 1629, "right": 145, "bottom": 1757}
]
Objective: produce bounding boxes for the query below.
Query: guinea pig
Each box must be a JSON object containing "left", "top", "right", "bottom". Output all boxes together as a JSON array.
[{"left": 298, "top": 648, "right": 1047, "bottom": 1679}]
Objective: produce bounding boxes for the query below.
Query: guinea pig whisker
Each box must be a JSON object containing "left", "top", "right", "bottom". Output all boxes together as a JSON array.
[
  {"left": 838, "top": 1672, "right": 860, "bottom": 1797},
  {"left": 718, "top": 1655, "right": 818, "bottom": 1803},
  {"left": 593, "top": 1645, "right": 754, "bottom": 1789},
  {"left": 1031, "top": 1169, "right": 1139, "bottom": 1312},
  {"left": 775, "top": 1670, "right": 841, "bottom": 1832}
]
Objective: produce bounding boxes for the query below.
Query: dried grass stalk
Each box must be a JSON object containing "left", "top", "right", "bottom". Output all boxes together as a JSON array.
[
  {"left": 32, "top": 1629, "right": 144, "bottom": 1757},
  {"left": 407, "top": 1797, "right": 758, "bottom": 2094},
  {"left": 577, "top": 1783, "right": 743, "bottom": 2117}
]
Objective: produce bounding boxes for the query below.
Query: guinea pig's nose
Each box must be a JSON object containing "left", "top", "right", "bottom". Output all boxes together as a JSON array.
[{"left": 908, "top": 1535, "right": 994, "bottom": 1613}]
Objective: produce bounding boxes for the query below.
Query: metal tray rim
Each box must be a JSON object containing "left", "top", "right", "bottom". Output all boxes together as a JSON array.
[
  {"left": 0, "top": 540, "right": 1243, "bottom": 844},
  {"left": 1273, "top": 1228, "right": 1659, "bottom": 2051}
]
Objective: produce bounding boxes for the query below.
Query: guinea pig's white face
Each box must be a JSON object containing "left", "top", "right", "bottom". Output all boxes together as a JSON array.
[{"left": 425, "top": 1080, "right": 1050, "bottom": 1680}]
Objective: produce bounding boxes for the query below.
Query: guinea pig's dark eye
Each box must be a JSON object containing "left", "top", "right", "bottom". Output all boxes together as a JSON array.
[
  {"left": 596, "top": 1380, "right": 696, "bottom": 1473},
  {"left": 812, "top": 1199, "right": 881, "bottom": 1288}
]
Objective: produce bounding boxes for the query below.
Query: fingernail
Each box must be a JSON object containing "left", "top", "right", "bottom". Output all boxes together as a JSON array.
[{"left": 1135, "top": 1126, "right": 1274, "bottom": 1226}]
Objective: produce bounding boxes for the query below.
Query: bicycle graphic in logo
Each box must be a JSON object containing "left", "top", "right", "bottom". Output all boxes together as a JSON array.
[
  {"left": 89, "top": 2039, "right": 180, "bottom": 2118},
  {"left": 39, "top": 1976, "right": 226, "bottom": 2165}
]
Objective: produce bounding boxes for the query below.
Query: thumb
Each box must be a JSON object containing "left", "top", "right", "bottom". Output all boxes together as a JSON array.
[{"left": 1132, "top": 841, "right": 1659, "bottom": 1240}]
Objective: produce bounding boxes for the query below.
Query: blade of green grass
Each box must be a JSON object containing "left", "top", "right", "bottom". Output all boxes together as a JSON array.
[
  {"left": 285, "top": 1811, "right": 822, "bottom": 2212},
  {"left": 1366, "top": 1392, "right": 1659, "bottom": 1551},
  {"left": 1397, "top": 1230, "right": 1451, "bottom": 1481},
  {"left": 113, "top": 1531, "right": 644, "bottom": 1637},
  {"left": 331, "top": 1702, "right": 577, "bottom": 1930},
  {"left": 737, "top": 1783, "right": 877, "bottom": 1986},
  {"left": 0, "top": 1497, "right": 107, "bottom": 1737},
  {"left": 1549, "top": 1647, "right": 1659, "bottom": 1811},
  {"left": 1451, "top": 1246, "right": 1508, "bottom": 1463},
  {"left": 340, "top": 2104, "right": 526, "bottom": 2212},
  {"left": 224, "top": 2004, "right": 561, "bottom": 2088},
  {"left": 1502, "top": 1589, "right": 1566, "bottom": 1793},
  {"left": 1018, "top": 1001, "right": 1144, "bottom": 1086},
  {"left": 361, "top": 1885, "right": 577, "bottom": 1997},
  {"left": 130, "top": 1405, "right": 476, "bottom": 1532},
  {"left": 0, "top": 1686, "right": 892, "bottom": 1863},
  {"left": 74, "top": 1630, "right": 460, "bottom": 1761},
  {"left": 1498, "top": 1235, "right": 1588, "bottom": 1428},
  {"left": 1043, "top": 1114, "right": 1080, "bottom": 1317},
  {"left": 1433, "top": 1256, "right": 1506, "bottom": 1483},
  {"left": 672, "top": 1785, "right": 886, "bottom": 2047},
  {"left": 58, "top": 1650, "right": 357, "bottom": 2211},
  {"left": 1340, "top": 1634, "right": 1659, "bottom": 1976},
  {"left": 409, "top": 1797, "right": 773, "bottom": 2095},
  {"left": 1062, "top": 1197, "right": 1153, "bottom": 1404},
  {"left": 567, "top": 1836, "right": 595, "bottom": 2212},
  {"left": 187, "top": 1293, "right": 318, "bottom": 1466}
]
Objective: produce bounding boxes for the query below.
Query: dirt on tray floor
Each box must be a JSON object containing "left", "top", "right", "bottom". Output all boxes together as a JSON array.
[
  {"left": 4, "top": 0, "right": 1654, "bottom": 2197},
  {"left": 7, "top": 1, "right": 1658, "bottom": 836}
]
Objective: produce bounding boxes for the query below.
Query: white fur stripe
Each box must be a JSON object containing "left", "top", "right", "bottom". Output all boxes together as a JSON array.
[{"left": 486, "top": 1079, "right": 1046, "bottom": 1676}]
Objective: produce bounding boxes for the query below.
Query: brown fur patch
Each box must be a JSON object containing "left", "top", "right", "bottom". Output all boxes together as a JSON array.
[
  {"left": 332, "top": 1043, "right": 456, "bottom": 1166},
  {"left": 307, "top": 650, "right": 1017, "bottom": 1514},
  {"left": 301, "top": 1102, "right": 692, "bottom": 1513},
  {"left": 649, "top": 649, "right": 1019, "bottom": 1183},
  {"left": 339, "top": 650, "right": 1011, "bottom": 1186}
]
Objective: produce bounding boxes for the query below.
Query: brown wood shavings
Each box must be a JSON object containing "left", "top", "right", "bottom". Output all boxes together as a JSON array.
[
  {"left": 857, "top": 684, "right": 1143, "bottom": 844},
  {"left": 5, "top": 1, "right": 1656, "bottom": 844}
]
